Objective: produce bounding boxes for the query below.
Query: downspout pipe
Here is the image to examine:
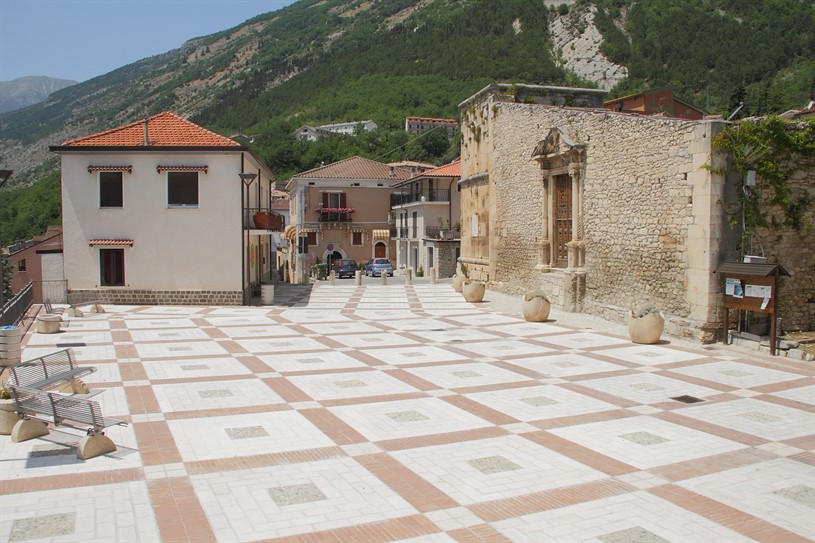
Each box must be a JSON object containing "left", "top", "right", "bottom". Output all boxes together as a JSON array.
[{"left": 240, "top": 153, "right": 246, "bottom": 304}]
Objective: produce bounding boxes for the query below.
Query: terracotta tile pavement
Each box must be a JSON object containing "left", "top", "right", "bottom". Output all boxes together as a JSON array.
[{"left": 1, "top": 282, "right": 813, "bottom": 542}]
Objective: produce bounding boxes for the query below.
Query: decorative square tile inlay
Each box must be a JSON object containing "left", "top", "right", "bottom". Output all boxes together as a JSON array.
[
  {"left": 297, "top": 357, "right": 325, "bottom": 364},
  {"left": 387, "top": 410, "right": 429, "bottom": 423},
  {"left": 402, "top": 351, "right": 425, "bottom": 358},
  {"left": 521, "top": 395, "right": 558, "bottom": 407},
  {"left": 553, "top": 361, "right": 580, "bottom": 368},
  {"left": 158, "top": 332, "right": 181, "bottom": 338},
  {"left": 739, "top": 411, "right": 781, "bottom": 424},
  {"left": 9, "top": 513, "right": 76, "bottom": 542},
  {"left": 453, "top": 371, "right": 481, "bottom": 379},
  {"left": 335, "top": 379, "right": 367, "bottom": 388},
  {"left": 598, "top": 526, "right": 670, "bottom": 543},
  {"left": 181, "top": 364, "right": 209, "bottom": 371},
  {"left": 225, "top": 426, "right": 269, "bottom": 440},
  {"left": 629, "top": 382, "right": 666, "bottom": 392},
  {"left": 268, "top": 483, "right": 327, "bottom": 506},
  {"left": 774, "top": 485, "right": 815, "bottom": 508},
  {"left": 199, "top": 389, "right": 234, "bottom": 399},
  {"left": 619, "top": 432, "right": 670, "bottom": 446},
  {"left": 721, "top": 369, "right": 753, "bottom": 377},
  {"left": 467, "top": 455, "right": 522, "bottom": 474},
  {"left": 168, "top": 346, "right": 193, "bottom": 352}
]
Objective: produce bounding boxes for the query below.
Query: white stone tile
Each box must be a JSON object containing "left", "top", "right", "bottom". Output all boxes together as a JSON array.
[
  {"left": 393, "top": 435, "right": 605, "bottom": 504},
  {"left": 549, "top": 416, "right": 746, "bottom": 469},
  {"left": 452, "top": 338, "right": 554, "bottom": 359},
  {"left": 676, "top": 397, "right": 815, "bottom": 441},
  {"left": 503, "top": 353, "right": 627, "bottom": 377},
  {"left": 362, "top": 345, "right": 470, "bottom": 366},
  {"left": 141, "top": 357, "right": 253, "bottom": 380},
  {"left": 259, "top": 351, "right": 371, "bottom": 373},
  {"left": 465, "top": 383, "right": 619, "bottom": 421},
  {"left": 328, "top": 332, "right": 420, "bottom": 349},
  {"left": 191, "top": 458, "right": 416, "bottom": 541},
  {"left": 235, "top": 337, "right": 330, "bottom": 353},
  {"left": 576, "top": 373, "right": 722, "bottom": 405},
  {"left": 669, "top": 360, "right": 806, "bottom": 387},
  {"left": 536, "top": 332, "right": 630, "bottom": 349},
  {"left": 329, "top": 397, "right": 492, "bottom": 441},
  {"left": 404, "top": 362, "right": 530, "bottom": 389},
  {"left": 597, "top": 345, "right": 708, "bottom": 366},
  {"left": 168, "top": 411, "right": 335, "bottom": 461},
  {"left": 772, "top": 384, "right": 815, "bottom": 406},
  {"left": 493, "top": 491, "right": 754, "bottom": 542},
  {"left": 135, "top": 341, "right": 229, "bottom": 359},
  {"left": 286, "top": 370, "right": 419, "bottom": 400},
  {"left": 679, "top": 457, "right": 815, "bottom": 540},
  {"left": 151, "top": 378, "right": 284, "bottom": 413}
]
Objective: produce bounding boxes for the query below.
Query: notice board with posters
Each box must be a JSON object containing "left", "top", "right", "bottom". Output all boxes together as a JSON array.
[{"left": 715, "top": 261, "right": 790, "bottom": 355}]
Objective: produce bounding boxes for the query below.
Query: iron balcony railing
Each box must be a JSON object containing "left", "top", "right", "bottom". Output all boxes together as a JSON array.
[
  {"left": 390, "top": 189, "right": 451, "bottom": 207},
  {"left": 244, "top": 208, "right": 286, "bottom": 230},
  {"left": 316, "top": 210, "right": 353, "bottom": 223},
  {"left": 424, "top": 226, "right": 461, "bottom": 240}
]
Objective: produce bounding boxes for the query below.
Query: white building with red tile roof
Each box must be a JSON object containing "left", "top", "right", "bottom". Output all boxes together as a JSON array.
[{"left": 50, "top": 112, "right": 277, "bottom": 305}]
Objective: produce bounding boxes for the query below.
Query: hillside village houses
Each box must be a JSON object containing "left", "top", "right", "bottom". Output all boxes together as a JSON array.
[
  {"left": 294, "top": 120, "right": 378, "bottom": 141},
  {"left": 50, "top": 112, "right": 279, "bottom": 306},
  {"left": 390, "top": 159, "right": 461, "bottom": 278},
  {"left": 456, "top": 83, "right": 815, "bottom": 342},
  {"left": 284, "top": 156, "right": 413, "bottom": 284}
]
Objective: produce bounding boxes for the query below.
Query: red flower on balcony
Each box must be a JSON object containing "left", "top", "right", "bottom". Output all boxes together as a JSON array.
[{"left": 315, "top": 207, "right": 355, "bottom": 213}]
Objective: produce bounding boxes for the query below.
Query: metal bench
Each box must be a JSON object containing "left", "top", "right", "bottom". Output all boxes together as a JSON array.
[
  {"left": 8, "top": 384, "right": 126, "bottom": 459},
  {"left": 9, "top": 348, "right": 96, "bottom": 392}
]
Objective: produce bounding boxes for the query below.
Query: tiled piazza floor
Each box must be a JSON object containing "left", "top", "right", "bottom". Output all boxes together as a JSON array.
[{"left": 1, "top": 283, "right": 813, "bottom": 543}]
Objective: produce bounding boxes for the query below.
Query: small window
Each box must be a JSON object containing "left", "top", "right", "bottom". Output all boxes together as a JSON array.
[
  {"left": 168, "top": 171, "right": 198, "bottom": 207},
  {"left": 352, "top": 232, "right": 363, "bottom": 246},
  {"left": 100, "top": 172, "right": 123, "bottom": 207},
  {"left": 100, "top": 248, "right": 125, "bottom": 286},
  {"left": 17, "top": 259, "right": 26, "bottom": 272},
  {"left": 306, "top": 232, "right": 317, "bottom": 246},
  {"left": 471, "top": 215, "right": 479, "bottom": 237}
]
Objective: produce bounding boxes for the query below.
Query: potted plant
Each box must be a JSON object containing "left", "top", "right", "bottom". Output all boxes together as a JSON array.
[
  {"left": 628, "top": 304, "right": 665, "bottom": 344},
  {"left": 0, "top": 383, "right": 19, "bottom": 435},
  {"left": 523, "top": 291, "right": 551, "bottom": 322},
  {"left": 459, "top": 264, "right": 486, "bottom": 302}
]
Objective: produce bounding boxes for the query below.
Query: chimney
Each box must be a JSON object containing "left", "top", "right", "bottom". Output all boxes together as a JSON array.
[
  {"left": 143, "top": 118, "right": 149, "bottom": 145},
  {"left": 389, "top": 166, "right": 395, "bottom": 177}
]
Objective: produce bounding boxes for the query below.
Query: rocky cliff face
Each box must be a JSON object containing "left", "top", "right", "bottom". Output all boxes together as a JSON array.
[{"left": 549, "top": 6, "right": 627, "bottom": 91}]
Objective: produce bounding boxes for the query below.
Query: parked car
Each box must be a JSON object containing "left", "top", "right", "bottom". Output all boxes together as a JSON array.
[
  {"left": 365, "top": 258, "right": 394, "bottom": 277},
  {"left": 332, "top": 259, "right": 358, "bottom": 278}
]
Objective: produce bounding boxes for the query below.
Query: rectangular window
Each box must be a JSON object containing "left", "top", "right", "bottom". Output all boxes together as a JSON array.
[
  {"left": 306, "top": 232, "right": 317, "bottom": 246},
  {"left": 99, "top": 172, "right": 123, "bottom": 207},
  {"left": 100, "top": 249, "right": 125, "bottom": 286},
  {"left": 168, "top": 171, "right": 198, "bottom": 207},
  {"left": 17, "top": 259, "right": 26, "bottom": 272},
  {"left": 352, "top": 232, "right": 363, "bottom": 246},
  {"left": 471, "top": 215, "right": 479, "bottom": 237}
]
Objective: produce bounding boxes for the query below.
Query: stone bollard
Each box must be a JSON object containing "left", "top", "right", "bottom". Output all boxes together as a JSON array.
[
  {"left": 429, "top": 267, "right": 437, "bottom": 284},
  {"left": 329, "top": 270, "right": 336, "bottom": 286},
  {"left": 355, "top": 270, "right": 362, "bottom": 286},
  {"left": 381, "top": 271, "right": 388, "bottom": 285},
  {"left": 405, "top": 269, "right": 413, "bottom": 285}
]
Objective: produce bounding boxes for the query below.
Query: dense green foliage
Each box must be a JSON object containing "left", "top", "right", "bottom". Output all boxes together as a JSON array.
[
  {"left": 0, "top": 171, "right": 61, "bottom": 246},
  {"left": 711, "top": 117, "right": 815, "bottom": 252}
]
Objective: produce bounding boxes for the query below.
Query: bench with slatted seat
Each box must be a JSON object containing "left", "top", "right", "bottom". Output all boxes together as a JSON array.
[
  {"left": 8, "top": 384, "right": 127, "bottom": 459},
  {"left": 9, "top": 348, "right": 95, "bottom": 392}
]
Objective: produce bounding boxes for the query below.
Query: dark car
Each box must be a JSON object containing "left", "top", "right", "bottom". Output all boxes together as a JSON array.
[
  {"left": 332, "top": 259, "right": 358, "bottom": 278},
  {"left": 364, "top": 258, "right": 394, "bottom": 277}
]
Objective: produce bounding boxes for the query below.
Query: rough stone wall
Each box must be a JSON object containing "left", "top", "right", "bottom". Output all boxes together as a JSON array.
[
  {"left": 67, "top": 289, "right": 243, "bottom": 306},
  {"left": 755, "top": 162, "right": 815, "bottom": 331},
  {"left": 460, "top": 96, "right": 735, "bottom": 339}
]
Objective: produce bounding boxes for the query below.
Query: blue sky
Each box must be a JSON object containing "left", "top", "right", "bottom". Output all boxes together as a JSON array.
[{"left": 0, "top": 0, "right": 298, "bottom": 83}]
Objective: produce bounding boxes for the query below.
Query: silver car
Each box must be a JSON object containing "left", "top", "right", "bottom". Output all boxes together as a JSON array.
[{"left": 364, "top": 258, "right": 394, "bottom": 277}]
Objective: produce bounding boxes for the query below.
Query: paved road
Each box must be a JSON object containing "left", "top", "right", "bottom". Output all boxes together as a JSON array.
[{"left": 1, "top": 282, "right": 813, "bottom": 542}]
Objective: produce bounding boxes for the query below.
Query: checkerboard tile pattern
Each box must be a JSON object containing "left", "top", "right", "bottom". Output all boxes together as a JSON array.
[{"left": 2, "top": 282, "right": 813, "bottom": 543}]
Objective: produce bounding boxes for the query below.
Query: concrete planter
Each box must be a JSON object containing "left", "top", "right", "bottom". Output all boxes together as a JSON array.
[
  {"left": 523, "top": 295, "right": 551, "bottom": 322},
  {"left": 462, "top": 281, "right": 485, "bottom": 303},
  {"left": 452, "top": 274, "right": 466, "bottom": 293},
  {"left": 628, "top": 311, "right": 665, "bottom": 344},
  {"left": 0, "top": 398, "right": 19, "bottom": 435}
]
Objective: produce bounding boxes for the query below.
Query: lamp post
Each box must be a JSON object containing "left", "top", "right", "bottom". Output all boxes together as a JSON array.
[
  {"left": 239, "top": 172, "right": 257, "bottom": 303},
  {"left": 0, "top": 169, "right": 13, "bottom": 307}
]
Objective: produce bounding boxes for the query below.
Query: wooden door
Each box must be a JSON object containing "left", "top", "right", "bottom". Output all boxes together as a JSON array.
[
  {"left": 554, "top": 175, "right": 572, "bottom": 268},
  {"left": 375, "top": 243, "right": 386, "bottom": 258}
]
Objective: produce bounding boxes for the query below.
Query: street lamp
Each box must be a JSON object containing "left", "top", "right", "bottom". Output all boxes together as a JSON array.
[
  {"left": 239, "top": 173, "right": 257, "bottom": 304},
  {"left": 0, "top": 169, "right": 13, "bottom": 306}
]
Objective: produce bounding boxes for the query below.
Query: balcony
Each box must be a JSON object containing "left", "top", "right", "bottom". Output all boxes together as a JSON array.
[
  {"left": 315, "top": 208, "right": 354, "bottom": 223},
  {"left": 245, "top": 208, "right": 285, "bottom": 231},
  {"left": 390, "top": 189, "right": 451, "bottom": 207},
  {"left": 424, "top": 226, "right": 460, "bottom": 240}
]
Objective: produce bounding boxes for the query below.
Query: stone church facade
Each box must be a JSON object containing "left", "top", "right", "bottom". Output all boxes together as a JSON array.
[{"left": 458, "top": 84, "right": 813, "bottom": 342}]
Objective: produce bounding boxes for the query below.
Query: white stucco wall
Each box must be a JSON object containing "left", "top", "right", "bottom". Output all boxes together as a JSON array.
[{"left": 60, "top": 151, "right": 249, "bottom": 292}]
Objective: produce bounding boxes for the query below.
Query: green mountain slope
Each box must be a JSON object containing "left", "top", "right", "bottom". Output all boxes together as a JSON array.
[{"left": 1, "top": 0, "right": 813, "bottom": 244}]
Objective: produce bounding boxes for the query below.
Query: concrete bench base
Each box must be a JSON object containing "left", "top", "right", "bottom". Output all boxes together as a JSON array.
[
  {"left": 65, "top": 307, "right": 84, "bottom": 318},
  {"left": 58, "top": 378, "right": 90, "bottom": 395},
  {"left": 36, "top": 315, "right": 61, "bottom": 334},
  {"left": 11, "top": 418, "right": 49, "bottom": 442},
  {"left": 77, "top": 433, "right": 116, "bottom": 459}
]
